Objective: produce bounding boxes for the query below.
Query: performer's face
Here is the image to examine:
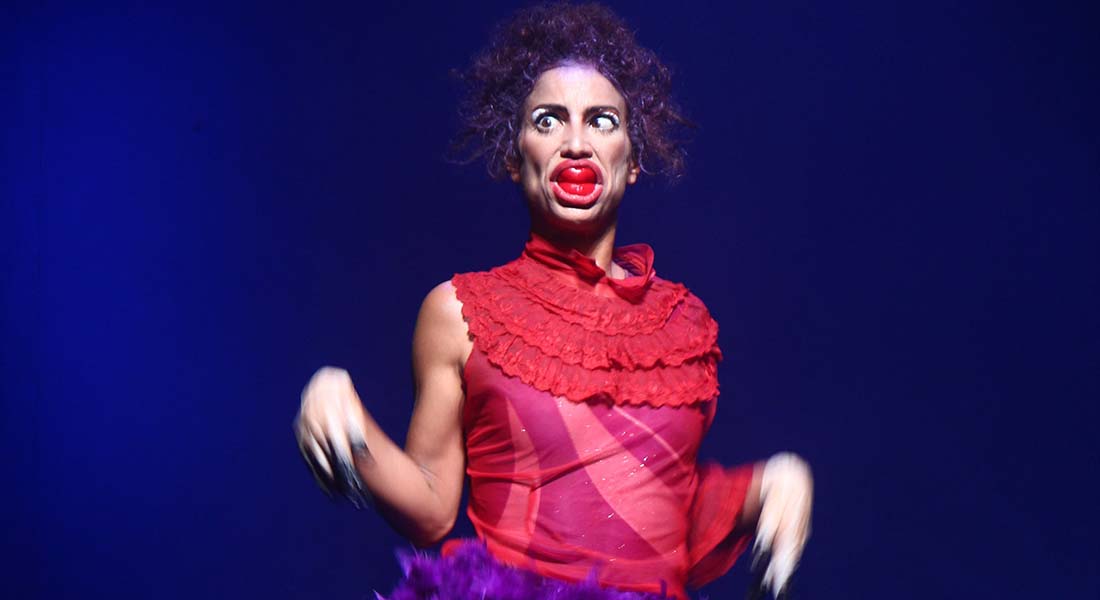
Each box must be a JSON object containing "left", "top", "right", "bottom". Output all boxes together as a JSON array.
[{"left": 510, "top": 64, "right": 639, "bottom": 236}]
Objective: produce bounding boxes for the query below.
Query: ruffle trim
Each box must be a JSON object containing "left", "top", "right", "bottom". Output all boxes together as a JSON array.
[
  {"left": 493, "top": 259, "right": 689, "bottom": 335},
  {"left": 453, "top": 259, "right": 722, "bottom": 408}
]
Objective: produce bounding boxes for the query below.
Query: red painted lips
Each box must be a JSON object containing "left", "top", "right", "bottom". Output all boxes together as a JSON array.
[
  {"left": 557, "top": 166, "right": 598, "bottom": 196},
  {"left": 549, "top": 160, "right": 604, "bottom": 208}
]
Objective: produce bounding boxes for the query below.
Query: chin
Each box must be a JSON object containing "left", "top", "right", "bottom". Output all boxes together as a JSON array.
[
  {"left": 543, "top": 206, "right": 612, "bottom": 237},
  {"left": 526, "top": 185, "right": 621, "bottom": 237}
]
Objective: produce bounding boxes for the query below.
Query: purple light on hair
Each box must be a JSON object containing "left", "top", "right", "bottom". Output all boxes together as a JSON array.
[{"left": 455, "top": 2, "right": 691, "bottom": 179}]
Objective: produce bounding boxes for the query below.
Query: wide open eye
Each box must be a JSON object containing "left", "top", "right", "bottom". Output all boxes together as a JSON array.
[
  {"left": 591, "top": 113, "right": 620, "bottom": 132},
  {"left": 532, "top": 109, "right": 562, "bottom": 133}
]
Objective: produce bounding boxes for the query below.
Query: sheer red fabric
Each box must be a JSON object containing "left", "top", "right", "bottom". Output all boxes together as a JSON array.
[{"left": 447, "top": 235, "right": 754, "bottom": 599}]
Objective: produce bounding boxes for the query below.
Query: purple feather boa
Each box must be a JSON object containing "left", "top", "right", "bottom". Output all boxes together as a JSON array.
[{"left": 378, "top": 541, "right": 672, "bottom": 600}]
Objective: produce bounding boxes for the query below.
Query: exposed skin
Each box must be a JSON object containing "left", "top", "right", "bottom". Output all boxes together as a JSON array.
[
  {"left": 295, "top": 64, "right": 810, "bottom": 594},
  {"left": 295, "top": 280, "right": 470, "bottom": 546},
  {"left": 507, "top": 63, "right": 639, "bottom": 276}
]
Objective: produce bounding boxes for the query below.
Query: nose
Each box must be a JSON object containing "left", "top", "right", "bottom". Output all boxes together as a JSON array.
[{"left": 560, "top": 122, "right": 592, "bottom": 158}]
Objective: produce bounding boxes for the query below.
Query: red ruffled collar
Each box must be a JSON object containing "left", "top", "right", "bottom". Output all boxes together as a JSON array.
[
  {"left": 522, "top": 234, "right": 656, "bottom": 303},
  {"left": 452, "top": 234, "right": 722, "bottom": 407}
]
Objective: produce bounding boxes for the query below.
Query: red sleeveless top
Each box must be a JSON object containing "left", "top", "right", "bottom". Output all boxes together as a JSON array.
[{"left": 447, "top": 234, "right": 754, "bottom": 599}]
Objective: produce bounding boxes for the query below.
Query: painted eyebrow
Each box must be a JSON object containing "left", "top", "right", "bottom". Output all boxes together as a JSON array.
[
  {"left": 530, "top": 104, "right": 623, "bottom": 119},
  {"left": 584, "top": 106, "right": 622, "bottom": 119},
  {"left": 531, "top": 103, "right": 568, "bottom": 117}
]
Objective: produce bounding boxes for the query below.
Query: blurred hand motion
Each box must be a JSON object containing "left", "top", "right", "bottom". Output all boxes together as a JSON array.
[
  {"left": 752, "top": 452, "right": 812, "bottom": 598},
  {"left": 294, "top": 366, "right": 372, "bottom": 507}
]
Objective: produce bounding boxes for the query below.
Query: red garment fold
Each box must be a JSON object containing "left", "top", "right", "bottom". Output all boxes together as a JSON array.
[{"left": 686, "top": 463, "right": 756, "bottom": 588}]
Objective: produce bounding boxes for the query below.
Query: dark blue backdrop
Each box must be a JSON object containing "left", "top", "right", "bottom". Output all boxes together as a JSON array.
[{"left": 4, "top": 1, "right": 1098, "bottom": 598}]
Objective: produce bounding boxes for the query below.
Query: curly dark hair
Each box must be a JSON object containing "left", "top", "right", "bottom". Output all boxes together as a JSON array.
[{"left": 455, "top": 2, "right": 690, "bottom": 179}]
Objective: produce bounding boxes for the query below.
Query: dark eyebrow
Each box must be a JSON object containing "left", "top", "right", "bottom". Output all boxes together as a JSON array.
[
  {"left": 532, "top": 103, "right": 569, "bottom": 115},
  {"left": 584, "top": 105, "right": 622, "bottom": 119},
  {"left": 530, "top": 104, "right": 623, "bottom": 119}
]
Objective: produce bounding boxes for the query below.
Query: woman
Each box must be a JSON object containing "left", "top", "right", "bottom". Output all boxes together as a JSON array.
[{"left": 295, "top": 4, "right": 811, "bottom": 599}]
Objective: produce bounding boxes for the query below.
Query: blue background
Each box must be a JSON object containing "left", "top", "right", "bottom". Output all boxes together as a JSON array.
[{"left": 3, "top": 1, "right": 1098, "bottom": 598}]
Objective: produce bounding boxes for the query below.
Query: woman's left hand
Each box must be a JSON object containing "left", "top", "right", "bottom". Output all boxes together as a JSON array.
[{"left": 754, "top": 452, "right": 813, "bottom": 596}]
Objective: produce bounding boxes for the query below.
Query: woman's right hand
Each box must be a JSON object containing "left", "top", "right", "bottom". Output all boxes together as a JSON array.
[
  {"left": 294, "top": 366, "right": 371, "bottom": 504},
  {"left": 290, "top": 282, "right": 469, "bottom": 543}
]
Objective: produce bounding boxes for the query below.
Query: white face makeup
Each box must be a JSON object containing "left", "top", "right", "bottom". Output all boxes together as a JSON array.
[{"left": 510, "top": 64, "right": 639, "bottom": 237}]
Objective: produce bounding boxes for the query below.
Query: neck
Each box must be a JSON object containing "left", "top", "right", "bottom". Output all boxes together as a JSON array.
[{"left": 530, "top": 220, "right": 620, "bottom": 277}]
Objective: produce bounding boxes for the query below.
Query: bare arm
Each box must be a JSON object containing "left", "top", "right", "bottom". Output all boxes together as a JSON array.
[{"left": 295, "top": 281, "right": 471, "bottom": 546}]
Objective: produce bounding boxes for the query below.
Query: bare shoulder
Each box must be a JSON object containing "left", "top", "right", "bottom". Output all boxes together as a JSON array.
[
  {"left": 418, "top": 280, "right": 465, "bottom": 331},
  {"left": 413, "top": 280, "right": 472, "bottom": 370}
]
